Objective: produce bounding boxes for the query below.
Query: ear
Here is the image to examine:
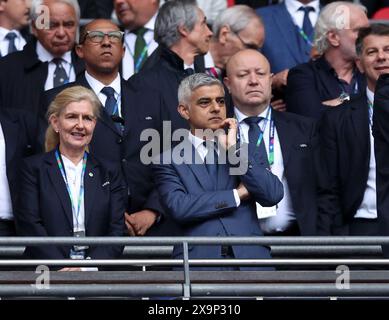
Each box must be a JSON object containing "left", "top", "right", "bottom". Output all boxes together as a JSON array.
[
  {"left": 177, "top": 24, "right": 190, "bottom": 38},
  {"left": 327, "top": 30, "right": 340, "bottom": 47},
  {"left": 49, "top": 114, "right": 59, "bottom": 133},
  {"left": 31, "top": 22, "right": 38, "bottom": 38},
  {"left": 218, "top": 25, "right": 230, "bottom": 45},
  {"left": 177, "top": 104, "right": 190, "bottom": 120},
  {"left": 75, "top": 44, "right": 84, "bottom": 58},
  {"left": 0, "top": 1, "right": 6, "bottom": 13},
  {"left": 223, "top": 76, "right": 231, "bottom": 92}
]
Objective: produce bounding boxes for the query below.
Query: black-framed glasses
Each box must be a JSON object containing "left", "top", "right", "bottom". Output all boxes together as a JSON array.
[
  {"left": 82, "top": 30, "right": 124, "bottom": 44},
  {"left": 233, "top": 32, "right": 262, "bottom": 51}
]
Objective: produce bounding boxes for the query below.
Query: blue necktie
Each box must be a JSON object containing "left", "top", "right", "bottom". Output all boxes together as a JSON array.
[
  {"left": 244, "top": 116, "right": 269, "bottom": 167},
  {"left": 5, "top": 32, "right": 17, "bottom": 55},
  {"left": 203, "top": 141, "right": 218, "bottom": 178},
  {"left": 52, "top": 58, "right": 69, "bottom": 87},
  {"left": 101, "top": 87, "right": 121, "bottom": 132},
  {"left": 299, "top": 6, "right": 314, "bottom": 39},
  {"left": 184, "top": 67, "right": 195, "bottom": 76}
]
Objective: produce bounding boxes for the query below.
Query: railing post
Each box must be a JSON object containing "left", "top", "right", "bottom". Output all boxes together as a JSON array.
[{"left": 182, "top": 241, "right": 191, "bottom": 299}]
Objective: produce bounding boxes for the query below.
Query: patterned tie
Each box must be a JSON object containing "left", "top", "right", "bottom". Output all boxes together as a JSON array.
[
  {"left": 52, "top": 58, "right": 69, "bottom": 87},
  {"left": 244, "top": 116, "right": 269, "bottom": 167},
  {"left": 133, "top": 27, "right": 148, "bottom": 72},
  {"left": 203, "top": 140, "right": 218, "bottom": 178},
  {"left": 299, "top": 6, "right": 315, "bottom": 39},
  {"left": 5, "top": 32, "right": 17, "bottom": 55},
  {"left": 101, "top": 87, "right": 121, "bottom": 132}
]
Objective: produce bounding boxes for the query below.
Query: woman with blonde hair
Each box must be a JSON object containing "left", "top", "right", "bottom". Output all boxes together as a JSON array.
[{"left": 15, "top": 86, "right": 126, "bottom": 269}]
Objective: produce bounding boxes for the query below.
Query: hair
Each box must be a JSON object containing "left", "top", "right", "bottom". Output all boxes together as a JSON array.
[
  {"left": 154, "top": 0, "right": 199, "bottom": 48},
  {"left": 212, "top": 5, "right": 262, "bottom": 38},
  {"left": 30, "top": 0, "right": 80, "bottom": 21},
  {"left": 314, "top": 1, "right": 367, "bottom": 55},
  {"left": 356, "top": 23, "right": 389, "bottom": 56},
  {"left": 178, "top": 73, "right": 224, "bottom": 105},
  {"left": 45, "top": 86, "right": 101, "bottom": 152}
]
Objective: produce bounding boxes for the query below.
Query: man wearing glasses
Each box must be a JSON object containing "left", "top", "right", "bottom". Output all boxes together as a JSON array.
[{"left": 43, "top": 19, "right": 167, "bottom": 239}]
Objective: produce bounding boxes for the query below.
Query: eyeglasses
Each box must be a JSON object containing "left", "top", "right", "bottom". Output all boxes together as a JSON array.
[
  {"left": 82, "top": 30, "right": 124, "bottom": 44},
  {"left": 233, "top": 32, "right": 262, "bottom": 51}
]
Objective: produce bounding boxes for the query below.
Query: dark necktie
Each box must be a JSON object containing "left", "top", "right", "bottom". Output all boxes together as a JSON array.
[
  {"left": 203, "top": 141, "right": 218, "bottom": 178},
  {"left": 244, "top": 116, "right": 269, "bottom": 167},
  {"left": 5, "top": 32, "right": 17, "bottom": 55},
  {"left": 133, "top": 27, "right": 148, "bottom": 72},
  {"left": 101, "top": 86, "right": 123, "bottom": 133},
  {"left": 184, "top": 67, "right": 195, "bottom": 76},
  {"left": 52, "top": 58, "right": 69, "bottom": 87},
  {"left": 299, "top": 6, "right": 315, "bottom": 39}
]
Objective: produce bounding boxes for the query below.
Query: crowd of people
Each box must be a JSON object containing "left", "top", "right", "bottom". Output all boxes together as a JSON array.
[{"left": 1, "top": 0, "right": 389, "bottom": 271}]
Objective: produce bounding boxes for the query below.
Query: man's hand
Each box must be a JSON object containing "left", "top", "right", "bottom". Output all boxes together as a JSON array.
[
  {"left": 125, "top": 210, "right": 158, "bottom": 236},
  {"left": 217, "top": 118, "right": 238, "bottom": 150},
  {"left": 271, "top": 98, "right": 287, "bottom": 112},
  {"left": 237, "top": 182, "right": 250, "bottom": 201},
  {"left": 272, "top": 69, "right": 289, "bottom": 89},
  {"left": 322, "top": 98, "right": 343, "bottom": 107}
]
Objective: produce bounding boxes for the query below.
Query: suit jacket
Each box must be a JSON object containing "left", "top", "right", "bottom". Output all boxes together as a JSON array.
[
  {"left": 271, "top": 110, "right": 319, "bottom": 235},
  {"left": 0, "top": 38, "right": 84, "bottom": 114},
  {"left": 373, "top": 74, "right": 389, "bottom": 255},
  {"left": 286, "top": 56, "right": 366, "bottom": 119},
  {"left": 78, "top": 0, "right": 113, "bottom": 19},
  {"left": 256, "top": 2, "right": 313, "bottom": 74},
  {"left": 14, "top": 150, "right": 126, "bottom": 260},
  {"left": 317, "top": 94, "right": 371, "bottom": 235},
  {"left": 0, "top": 109, "right": 42, "bottom": 211},
  {"left": 43, "top": 73, "right": 165, "bottom": 216},
  {"left": 152, "top": 137, "right": 284, "bottom": 270}
]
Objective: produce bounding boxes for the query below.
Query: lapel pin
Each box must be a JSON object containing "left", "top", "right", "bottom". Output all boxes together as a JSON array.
[
  {"left": 299, "top": 144, "right": 308, "bottom": 148},
  {"left": 89, "top": 172, "right": 94, "bottom": 177}
]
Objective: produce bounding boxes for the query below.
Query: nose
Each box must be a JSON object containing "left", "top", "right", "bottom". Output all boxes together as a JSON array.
[
  {"left": 206, "top": 24, "right": 213, "bottom": 37},
  {"left": 76, "top": 115, "right": 85, "bottom": 128},
  {"left": 377, "top": 49, "right": 387, "bottom": 60},
  {"left": 56, "top": 24, "right": 66, "bottom": 37},
  {"left": 248, "top": 72, "right": 259, "bottom": 85},
  {"left": 210, "top": 100, "right": 221, "bottom": 113},
  {"left": 101, "top": 34, "right": 111, "bottom": 46}
]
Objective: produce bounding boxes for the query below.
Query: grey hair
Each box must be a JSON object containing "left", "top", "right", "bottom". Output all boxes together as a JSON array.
[
  {"left": 314, "top": 1, "right": 367, "bottom": 55},
  {"left": 178, "top": 73, "right": 224, "bottom": 105},
  {"left": 30, "top": 0, "right": 81, "bottom": 22},
  {"left": 212, "top": 5, "right": 262, "bottom": 37},
  {"left": 155, "top": 0, "right": 199, "bottom": 48}
]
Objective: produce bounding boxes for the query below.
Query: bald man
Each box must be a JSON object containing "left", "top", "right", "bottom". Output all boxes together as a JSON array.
[{"left": 224, "top": 49, "right": 320, "bottom": 236}]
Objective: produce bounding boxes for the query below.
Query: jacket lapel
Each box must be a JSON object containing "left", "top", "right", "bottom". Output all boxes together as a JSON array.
[
  {"left": 45, "top": 151, "right": 73, "bottom": 228},
  {"left": 272, "top": 110, "right": 295, "bottom": 168},
  {"left": 350, "top": 96, "right": 370, "bottom": 157},
  {"left": 83, "top": 155, "right": 99, "bottom": 229},
  {"left": 0, "top": 113, "right": 19, "bottom": 169}
]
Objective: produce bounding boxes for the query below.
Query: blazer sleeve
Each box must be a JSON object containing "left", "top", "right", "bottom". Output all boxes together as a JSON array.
[
  {"left": 14, "top": 158, "right": 65, "bottom": 259},
  {"left": 88, "top": 166, "right": 126, "bottom": 259}
]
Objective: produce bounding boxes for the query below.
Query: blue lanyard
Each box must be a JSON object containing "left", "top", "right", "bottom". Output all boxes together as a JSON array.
[
  {"left": 368, "top": 100, "right": 373, "bottom": 127},
  {"left": 124, "top": 36, "right": 153, "bottom": 73},
  {"left": 55, "top": 150, "right": 87, "bottom": 229}
]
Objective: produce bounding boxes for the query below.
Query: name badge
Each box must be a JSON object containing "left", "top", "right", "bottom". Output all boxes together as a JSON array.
[
  {"left": 73, "top": 230, "right": 89, "bottom": 252},
  {"left": 70, "top": 248, "right": 85, "bottom": 260},
  {"left": 256, "top": 202, "right": 277, "bottom": 219}
]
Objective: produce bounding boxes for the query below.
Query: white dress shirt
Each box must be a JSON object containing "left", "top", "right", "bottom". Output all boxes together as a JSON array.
[
  {"left": 354, "top": 87, "right": 377, "bottom": 219},
  {"left": 36, "top": 41, "right": 75, "bottom": 91},
  {"left": 85, "top": 71, "right": 122, "bottom": 117},
  {"left": 188, "top": 132, "right": 241, "bottom": 206},
  {"left": 0, "top": 27, "right": 26, "bottom": 57},
  {"left": 61, "top": 155, "right": 85, "bottom": 232},
  {"left": 0, "top": 123, "right": 13, "bottom": 220},
  {"left": 284, "top": 0, "right": 320, "bottom": 29},
  {"left": 235, "top": 106, "right": 296, "bottom": 233},
  {"left": 122, "top": 13, "right": 159, "bottom": 80}
]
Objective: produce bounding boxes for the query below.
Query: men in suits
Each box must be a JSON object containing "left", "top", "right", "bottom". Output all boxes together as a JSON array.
[
  {"left": 44, "top": 19, "right": 165, "bottom": 237},
  {"left": 286, "top": 1, "right": 368, "bottom": 119},
  {"left": 128, "top": 0, "right": 213, "bottom": 132},
  {"left": 0, "top": 0, "right": 31, "bottom": 58},
  {"left": 152, "top": 73, "right": 283, "bottom": 269},
  {"left": 318, "top": 24, "right": 389, "bottom": 235},
  {"left": 0, "top": 0, "right": 84, "bottom": 113},
  {"left": 0, "top": 109, "right": 41, "bottom": 236},
  {"left": 257, "top": 0, "right": 320, "bottom": 93},
  {"left": 224, "top": 49, "right": 319, "bottom": 236},
  {"left": 114, "top": 0, "right": 160, "bottom": 80}
]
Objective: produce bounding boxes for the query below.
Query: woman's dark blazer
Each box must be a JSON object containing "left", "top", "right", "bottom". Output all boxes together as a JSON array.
[{"left": 14, "top": 149, "right": 126, "bottom": 260}]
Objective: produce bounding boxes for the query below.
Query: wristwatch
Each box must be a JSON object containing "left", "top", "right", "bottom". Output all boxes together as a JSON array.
[{"left": 338, "top": 92, "right": 350, "bottom": 103}]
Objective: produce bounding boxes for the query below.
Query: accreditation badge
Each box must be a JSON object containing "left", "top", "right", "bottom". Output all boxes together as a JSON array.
[
  {"left": 256, "top": 202, "right": 277, "bottom": 219},
  {"left": 73, "top": 230, "right": 89, "bottom": 252}
]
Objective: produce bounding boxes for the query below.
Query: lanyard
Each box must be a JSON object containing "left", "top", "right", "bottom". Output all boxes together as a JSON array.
[
  {"left": 124, "top": 35, "right": 153, "bottom": 73},
  {"left": 295, "top": 25, "right": 313, "bottom": 47},
  {"left": 55, "top": 150, "right": 87, "bottom": 229},
  {"left": 368, "top": 100, "right": 373, "bottom": 127}
]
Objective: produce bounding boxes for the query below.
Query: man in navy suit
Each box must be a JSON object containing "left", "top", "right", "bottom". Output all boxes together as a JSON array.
[
  {"left": 224, "top": 49, "right": 319, "bottom": 236},
  {"left": 152, "top": 73, "right": 283, "bottom": 269},
  {"left": 318, "top": 24, "right": 389, "bottom": 235},
  {"left": 43, "top": 19, "right": 166, "bottom": 237}
]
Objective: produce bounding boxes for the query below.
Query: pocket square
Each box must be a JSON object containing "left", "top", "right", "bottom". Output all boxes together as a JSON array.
[
  {"left": 102, "top": 181, "right": 110, "bottom": 187},
  {"left": 145, "top": 116, "right": 153, "bottom": 120}
]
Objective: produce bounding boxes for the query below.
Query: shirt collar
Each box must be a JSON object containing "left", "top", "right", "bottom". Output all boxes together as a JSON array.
[
  {"left": 0, "top": 27, "right": 23, "bottom": 41},
  {"left": 85, "top": 71, "right": 121, "bottom": 96},
  {"left": 234, "top": 105, "right": 271, "bottom": 124},
  {"left": 144, "top": 12, "right": 157, "bottom": 31},
  {"left": 36, "top": 41, "right": 72, "bottom": 64},
  {"left": 188, "top": 131, "right": 206, "bottom": 151},
  {"left": 285, "top": 0, "right": 320, "bottom": 14},
  {"left": 366, "top": 86, "right": 374, "bottom": 105},
  {"left": 204, "top": 52, "right": 215, "bottom": 68}
]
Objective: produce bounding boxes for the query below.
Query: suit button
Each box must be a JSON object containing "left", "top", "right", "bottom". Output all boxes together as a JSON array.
[
  {"left": 122, "top": 159, "right": 127, "bottom": 163},
  {"left": 248, "top": 165, "right": 253, "bottom": 169},
  {"left": 117, "top": 138, "right": 122, "bottom": 144}
]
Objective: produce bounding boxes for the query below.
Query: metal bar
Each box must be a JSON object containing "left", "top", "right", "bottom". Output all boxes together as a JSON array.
[
  {"left": 1, "top": 259, "right": 389, "bottom": 267},
  {"left": 1, "top": 236, "right": 389, "bottom": 246},
  {"left": 182, "top": 242, "right": 191, "bottom": 299}
]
